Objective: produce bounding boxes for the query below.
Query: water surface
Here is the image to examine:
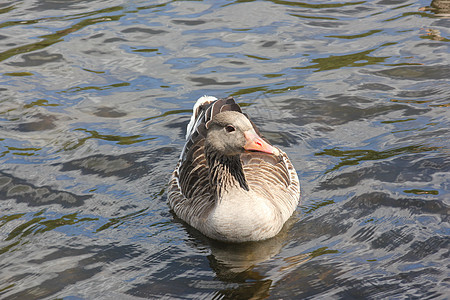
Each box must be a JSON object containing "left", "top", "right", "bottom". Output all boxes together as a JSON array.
[{"left": 0, "top": 0, "right": 449, "bottom": 299}]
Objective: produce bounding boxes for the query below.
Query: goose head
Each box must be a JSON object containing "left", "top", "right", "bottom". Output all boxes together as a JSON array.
[{"left": 205, "top": 111, "right": 279, "bottom": 157}]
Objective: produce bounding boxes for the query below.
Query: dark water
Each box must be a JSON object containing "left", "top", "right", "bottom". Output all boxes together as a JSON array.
[{"left": 1, "top": 0, "right": 449, "bottom": 299}]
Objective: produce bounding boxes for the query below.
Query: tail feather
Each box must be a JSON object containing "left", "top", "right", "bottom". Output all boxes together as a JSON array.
[
  {"left": 186, "top": 96, "right": 217, "bottom": 140},
  {"left": 203, "top": 97, "right": 242, "bottom": 130}
]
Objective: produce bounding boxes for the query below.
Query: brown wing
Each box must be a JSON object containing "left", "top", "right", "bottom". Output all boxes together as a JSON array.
[{"left": 241, "top": 150, "right": 300, "bottom": 219}]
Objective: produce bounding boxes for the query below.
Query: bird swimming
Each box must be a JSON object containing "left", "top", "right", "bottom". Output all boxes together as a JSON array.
[{"left": 168, "top": 96, "right": 300, "bottom": 242}]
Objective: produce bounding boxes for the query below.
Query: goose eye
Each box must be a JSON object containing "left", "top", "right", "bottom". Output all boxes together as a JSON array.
[{"left": 225, "top": 125, "right": 236, "bottom": 133}]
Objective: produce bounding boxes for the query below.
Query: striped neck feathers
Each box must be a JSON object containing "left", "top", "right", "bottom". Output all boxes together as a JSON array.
[{"left": 205, "top": 145, "right": 249, "bottom": 198}]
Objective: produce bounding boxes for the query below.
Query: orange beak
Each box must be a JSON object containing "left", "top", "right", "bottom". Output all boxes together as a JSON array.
[{"left": 244, "top": 129, "right": 279, "bottom": 156}]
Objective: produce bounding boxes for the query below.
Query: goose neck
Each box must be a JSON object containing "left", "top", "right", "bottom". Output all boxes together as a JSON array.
[{"left": 206, "top": 150, "right": 249, "bottom": 198}]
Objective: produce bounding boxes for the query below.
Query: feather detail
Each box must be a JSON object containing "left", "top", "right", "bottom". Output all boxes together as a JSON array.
[{"left": 186, "top": 95, "right": 217, "bottom": 140}]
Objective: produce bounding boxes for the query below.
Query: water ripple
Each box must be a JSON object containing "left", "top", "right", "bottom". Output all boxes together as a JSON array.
[{"left": 0, "top": 0, "right": 448, "bottom": 298}]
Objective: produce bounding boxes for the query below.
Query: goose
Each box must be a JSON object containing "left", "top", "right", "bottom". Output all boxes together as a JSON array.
[{"left": 168, "top": 96, "right": 300, "bottom": 242}]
